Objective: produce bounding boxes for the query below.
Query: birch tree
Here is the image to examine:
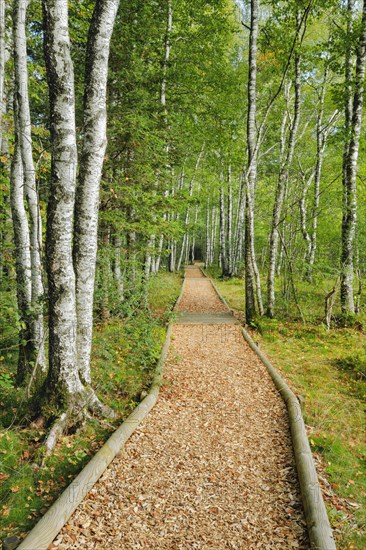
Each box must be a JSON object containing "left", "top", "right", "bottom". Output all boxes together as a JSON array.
[
  {"left": 245, "top": 0, "right": 260, "bottom": 323},
  {"left": 12, "top": 0, "right": 46, "bottom": 378},
  {"left": 267, "top": 46, "right": 301, "bottom": 318},
  {"left": 73, "top": 0, "right": 120, "bottom": 386},
  {"left": 10, "top": 104, "right": 32, "bottom": 383},
  {"left": 0, "top": 0, "right": 5, "bottom": 154},
  {"left": 40, "top": 0, "right": 118, "bottom": 444},
  {"left": 340, "top": 0, "right": 366, "bottom": 314},
  {"left": 42, "top": 0, "right": 81, "bottom": 420}
]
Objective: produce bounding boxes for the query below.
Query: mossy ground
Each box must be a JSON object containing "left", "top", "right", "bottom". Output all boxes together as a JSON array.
[
  {"left": 207, "top": 269, "right": 365, "bottom": 549},
  {"left": 0, "top": 271, "right": 182, "bottom": 542}
]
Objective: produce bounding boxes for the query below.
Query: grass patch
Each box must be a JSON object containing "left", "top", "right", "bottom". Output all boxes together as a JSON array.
[
  {"left": 209, "top": 273, "right": 366, "bottom": 549},
  {"left": 0, "top": 271, "right": 182, "bottom": 543}
]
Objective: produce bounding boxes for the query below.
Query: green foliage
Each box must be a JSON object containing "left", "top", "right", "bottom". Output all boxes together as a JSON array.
[
  {"left": 214, "top": 273, "right": 366, "bottom": 548},
  {"left": 0, "top": 271, "right": 181, "bottom": 540}
]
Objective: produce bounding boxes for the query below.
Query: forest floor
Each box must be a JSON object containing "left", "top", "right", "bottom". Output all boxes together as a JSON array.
[
  {"left": 54, "top": 266, "right": 308, "bottom": 549},
  {"left": 208, "top": 271, "right": 366, "bottom": 549},
  {"left": 0, "top": 272, "right": 182, "bottom": 545}
]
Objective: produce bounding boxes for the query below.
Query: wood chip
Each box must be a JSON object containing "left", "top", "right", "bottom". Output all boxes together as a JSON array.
[{"left": 57, "top": 267, "right": 309, "bottom": 548}]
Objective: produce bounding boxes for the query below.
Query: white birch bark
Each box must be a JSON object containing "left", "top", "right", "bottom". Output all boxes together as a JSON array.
[
  {"left": 0, "top": 0, "right": 5, "bottom": 153},
  {"left": 156, "top": 1, "right": 173, "bottom": 270},
  {"left": 73, "top": 0, "right": 120, "bottom": 384},
  {"left": 233, "top": 179, "right": 246, "bottom": 274},
  {"left": 227, "top": 164, "right": 233, "bottom": 275},
  {"left": 341, "top": 0, "right": 366, "bottom": 313},
  {"left": 161, "top": 0, "right": 172, "bottom": 112},
  {"left": 42, "top": 0, "right": 82, "bottom": 400},
  {"left": 305, "top": 75, "right": 338, "bottom": 281},
  {"left": 14, "top": 0, "right": 46, "bottom": 370},
  {"left": 245, "top": 0, "right": 260, "bottom": 322},
  {"left": 211, "top": 205, "right": 218, "bottom": 265},
  {"left": 10, "top": 113, "right": 32, "bottom": 382},
  {"left": 219, "top": 180, "right": 228, "bottom": 276},
  {"left": 205, "top": 198, "right": 211, "bottom": 267},
  {"left": 267, "top": 51, "right": 301, "bottom": 318}
]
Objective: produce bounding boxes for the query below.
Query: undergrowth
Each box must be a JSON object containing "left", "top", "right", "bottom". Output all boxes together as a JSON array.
[
  {"left": 209, "top": 271, "right": 366, "bottom": 550},
  {"left": 0, "top": 271, "right": 182, "bottom": 542}
]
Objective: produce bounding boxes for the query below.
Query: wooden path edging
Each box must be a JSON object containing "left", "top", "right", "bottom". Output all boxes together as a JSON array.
[
  {"left": 205, "top": 271, "right": 336, "bottom": 550},
  {"left": 17, "top": 275, "right": 187, "bottom": 550}
]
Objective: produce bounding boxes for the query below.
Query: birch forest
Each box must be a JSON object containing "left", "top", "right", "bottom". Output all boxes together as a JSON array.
[{"left": 0, "top": 0, "right": 365, "bottom": 547}]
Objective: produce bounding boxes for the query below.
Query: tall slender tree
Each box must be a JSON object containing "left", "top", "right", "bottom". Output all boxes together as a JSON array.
[
  {"left": 12, "top": 0, "right": 45, "bottom": 379},
  {"left": 340, "top": 0, "right": 366, "bottom": 314},
  {"left": 74, "top": 0, "right": 120, "bottom": 387}
]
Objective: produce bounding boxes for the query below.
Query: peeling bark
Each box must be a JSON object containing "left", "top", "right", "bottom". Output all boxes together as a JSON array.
[
  {"left": 73, "top": 0, "right": 120, "bottom": 385},
  {"left": 245, "top": 0, "right": 259, "bottom": 323},
  {"left": 42, "top": 0, "right": 82, "bottom": 403}
]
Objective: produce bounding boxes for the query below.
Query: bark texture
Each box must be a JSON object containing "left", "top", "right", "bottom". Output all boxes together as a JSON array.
[
  {"left": 10, "top": 112, "right": 32, "bottom": 382},
  {"left": 245, "top": 0, "right": 259, "bottom": 323},
  {"left": 14, "top": 0, "right": 46, "bottom": 372},
  {"left": 42, "top": 0, "right": 82, "bottom": 403},
  {"left": 73, "top": 0, "right": 120, "bottom": 385},
  {"left": 341, "top": 0, "right": 366, "bottom": 314},
  {"left": 267, "top": 51, "right": 301, "bottom": 318},
  {"left": 0, "top": 0, "right": 5, "bottom": 153}
]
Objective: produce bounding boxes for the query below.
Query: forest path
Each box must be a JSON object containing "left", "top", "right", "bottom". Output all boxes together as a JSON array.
[{"left": 56, "top": 266, "right": 308, "bottom": 549}]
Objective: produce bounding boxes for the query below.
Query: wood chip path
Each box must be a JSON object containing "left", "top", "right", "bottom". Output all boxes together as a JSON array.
[{"left": 55, "top": 266, "right": 309, "bottom": 549}]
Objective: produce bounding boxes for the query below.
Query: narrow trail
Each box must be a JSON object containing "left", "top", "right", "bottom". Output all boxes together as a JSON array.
[{"left": 56, "top": 266, "right": 308, "bottom": 549}]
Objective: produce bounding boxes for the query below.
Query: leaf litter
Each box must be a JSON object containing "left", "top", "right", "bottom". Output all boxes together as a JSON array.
[{"left": 54, "top": 267, "right": 309, "bottom": 549}]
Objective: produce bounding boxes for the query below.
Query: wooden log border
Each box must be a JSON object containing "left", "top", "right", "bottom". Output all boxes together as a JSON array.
[
  {"left": 17, "top": 274, "right": 187, "bottom": 550},
  {"left": 204, "top": 270, "right": 336, "bottom": 550}
]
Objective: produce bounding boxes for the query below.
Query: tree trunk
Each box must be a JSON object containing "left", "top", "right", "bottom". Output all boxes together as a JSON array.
[
  {"left": 10, "top": 114, "right": 32, "bottom": 383},
  {"left": 219, "top": 182, "right": 229, "bottom": 276},
  {"left": 341, "top": 0, "right": 366, "bottom": 314},
  {"left": 305, "top": 77, "right": 338, "bottom": 282},
  {"left": 42, "top": 0, "right": 82, "bottom": 407},
  {"left": 205, "top": 198, "right": 211, "bottom": 267},
  {"left": 73, "top": 0, "right": 120, "bottom": 385},
  {"left": 245, "top": 0, "right": 259, "bottom": 323},
  {"left": 267, "top": 51, "right": 301, "bottom": 318},
  {"left": 227, "top": 164, "right": 233, "bottom": 276},
  {"left": 14, "top": 0, "right": 46, "bottom": 371},
  {"left": 0, "top": 0, "right": 5, "bottom": 154}
]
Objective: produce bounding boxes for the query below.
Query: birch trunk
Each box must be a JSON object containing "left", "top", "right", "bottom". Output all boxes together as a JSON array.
[
  {"left": 205, "top": 198, "right": 210, "bottom": 267},
  {"left": 232, "top": 175, "right": 246, "bottom": 275},
  {"left": 42, "top": 0, "right": 82, "bottom": 404},
  {"left": 245, "top": 0, "right": 259, "bottom": 323},
  {"left": 73, "top": 0, "right": 120, "bottom": 385},
  {"left": 161, "top": 0, "right": 172, "bottom": 113},
  {"left": 341, "top": 0, "right": 366, "bottom": 314},
  {"left": 219, "top": 182, "right": 229, "bottom": 276},
  {"left": 305, "top": 79, "right": 338, "bottom": 282},
  {"left": 211, "top": 206, "right": 218, "bottom": 265},
  {"left": 227, "top": 164, "right": 233, "bottom": 276},
  {"left": 0, "top": 0, "right": 5, "bottom": 154},
  {"left": 10, "top": 116, "right": 32, "bottom": 383},
  {"left": 267, "top": 51, "right": 301, "bottom": 318},
  {"left": 14, "top": 0, "right": 46, "bottom": 371}
]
